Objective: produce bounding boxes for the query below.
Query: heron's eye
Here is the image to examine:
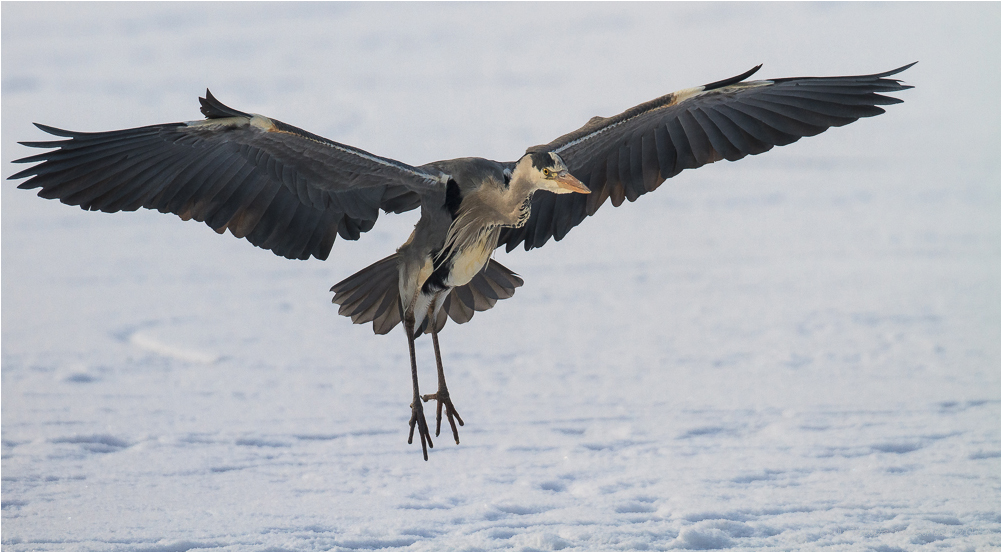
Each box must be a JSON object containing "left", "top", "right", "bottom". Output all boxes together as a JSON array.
[{"left": 543, "top": 168, "right": 551, "bottom": 177}]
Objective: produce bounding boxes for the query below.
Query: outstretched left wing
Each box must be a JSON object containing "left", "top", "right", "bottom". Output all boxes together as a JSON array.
[
  {"left": 9, "top": 90, "right": 440, "bottom": 261},
  {"left": 498, "top": 63, "right": 915, "bottom": 252}
]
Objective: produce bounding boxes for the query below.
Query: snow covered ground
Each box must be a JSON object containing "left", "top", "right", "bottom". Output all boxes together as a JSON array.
[{"left": 2, "top": 3, "right": 999, "bottom": 551}]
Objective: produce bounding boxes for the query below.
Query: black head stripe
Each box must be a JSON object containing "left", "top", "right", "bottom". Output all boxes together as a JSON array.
[{"left": 530, "top": 151, "right": 554, "bottom": 170}]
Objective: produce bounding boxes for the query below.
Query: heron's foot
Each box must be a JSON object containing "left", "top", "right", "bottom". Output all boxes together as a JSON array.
[
  {"left": 421, "top": 388, "right": 465, "bottom": 444},
  {"left": 408, "top": 399, "right": 433, "bottom": 461}
]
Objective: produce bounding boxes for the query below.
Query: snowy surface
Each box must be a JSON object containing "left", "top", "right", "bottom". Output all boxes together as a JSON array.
[{"left": 2, "top": 3, "right": 999, "bottom": 551}]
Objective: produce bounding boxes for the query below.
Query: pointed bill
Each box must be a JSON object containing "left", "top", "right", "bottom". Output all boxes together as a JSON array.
[{"left": 555, "top": 172, "right": 590, "bottom": 194}]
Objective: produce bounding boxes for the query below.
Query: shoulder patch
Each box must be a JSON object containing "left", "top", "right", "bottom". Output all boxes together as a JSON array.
[{"left": 249, "top": 114, "right": 277, "bottom": 132}]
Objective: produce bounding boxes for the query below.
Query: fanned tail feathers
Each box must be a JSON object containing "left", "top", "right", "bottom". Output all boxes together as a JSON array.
[
  {"left": 330, "top": 254, "right": 524, "bottom": 335},
  {"left": 330, "top": 254, "right": 402, "bottom": 334}
]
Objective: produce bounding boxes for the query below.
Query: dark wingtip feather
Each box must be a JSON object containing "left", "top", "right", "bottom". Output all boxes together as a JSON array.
[
  {"left": 15, "top": 140, "right": 65, "bottom": 150},
  {"left": 771, "top": 62, "right": 917, "bottom": 86},
  {"left": 8, "top": 165, "right": 41, "bottom": 181},
  {"left": 32, "top": 123, "right": 77, "bottom": 137},
  {"left": 199, "top": 89, "right": 251, "bottom": 119},
  {"left": 704, "top": 64, "right": 763, "bottom": 90},
  {"left": 875, "top": 61, "right": 918, "bottom": 79},
  {"left": 10, "top": 124, "right": 72, "bottom": 178}
]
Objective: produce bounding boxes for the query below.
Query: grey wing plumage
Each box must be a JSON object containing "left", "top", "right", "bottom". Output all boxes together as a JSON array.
[
  {"left": 498, "top": 63, "right": 916, "bottom": 252},
  {"left": 9, "top": 90, "right": 441, "bottom": 260}
]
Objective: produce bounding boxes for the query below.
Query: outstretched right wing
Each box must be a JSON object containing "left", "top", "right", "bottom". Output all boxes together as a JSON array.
[
  {"left": 498, "top": 63, "right": 915, "bottom": 252},
  {"left": 9, "top": 90, "right": 442, "bottom": 261}
]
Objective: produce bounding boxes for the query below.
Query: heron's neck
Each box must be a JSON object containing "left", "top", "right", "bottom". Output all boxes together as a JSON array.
[{"left": 501, "top": 172, "right": 540, "bottom": 228}]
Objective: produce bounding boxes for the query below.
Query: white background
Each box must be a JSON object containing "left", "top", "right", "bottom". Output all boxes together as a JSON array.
[{"left": 2, "top": 3, "right": 999, "bottom": 550}]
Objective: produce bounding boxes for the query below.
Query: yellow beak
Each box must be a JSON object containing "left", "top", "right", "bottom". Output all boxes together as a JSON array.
[{"left": 555, "top": 172, "right": 590, "bottom": 194}]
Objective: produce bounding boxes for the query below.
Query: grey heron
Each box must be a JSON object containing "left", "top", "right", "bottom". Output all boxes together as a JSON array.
[{"left": 10, "top": 63, "right": 914, "bottom": 460}]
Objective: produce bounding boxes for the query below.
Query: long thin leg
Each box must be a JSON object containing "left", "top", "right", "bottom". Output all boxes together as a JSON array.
[
  {"left": 421, "top": 310, "right": 465, "bottom": 444},
  {"left": 404, "top": 317, "right": 432, "bottom": 460}
]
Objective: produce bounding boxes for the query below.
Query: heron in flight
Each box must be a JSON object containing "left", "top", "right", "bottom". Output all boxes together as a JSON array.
[{"left": 10, "top": 63, "right": 913, "bottom": 460}]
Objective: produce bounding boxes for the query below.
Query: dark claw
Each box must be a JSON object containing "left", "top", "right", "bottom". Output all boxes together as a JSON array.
[
  {"left": 421, "top": 390, "right": 464, "bottom": 444},
  {"left": 408, "top": 400, "right": 432, "bottom": 460}
]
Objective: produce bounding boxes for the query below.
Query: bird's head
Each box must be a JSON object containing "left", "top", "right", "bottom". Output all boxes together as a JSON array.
[{"left": 514, "top": 152, "right": 590, "bottom": 195}]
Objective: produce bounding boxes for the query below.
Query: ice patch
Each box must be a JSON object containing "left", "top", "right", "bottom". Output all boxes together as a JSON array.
[
  {"left": 511, "top": 531, "right": 570, "bottom": 551},
  {"left": 50, "top": 434, "right": 132, "bottom": 453},
  {"left": 129, "top": 331, "right": 220, "bottom": 364},
  {"left": 673, "top": 526, "right": 734, "bottom": 550}
]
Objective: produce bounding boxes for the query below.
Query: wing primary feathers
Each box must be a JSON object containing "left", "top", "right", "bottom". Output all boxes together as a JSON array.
[
  {"left": 700, "top": 106, "right": 771, "bottom": 157},
  {"left": 624, "top": 136, "right": 646, "bottom": 202},
  {"left": 606, "top": 151, "right": 625, "bottom": 207},
  {"left": 714, "top": 103, "right": 800, "bottom": 146},
  {"left": 552, "top": 190, "right": 586, "bottom": 240},
  {"left": 246, "top": 191, "right": 302, "bottom": 253},
  {"left": 616, "top": 144, "right": 637, "bottom": 203},
  {"left": 177, "top": 153, "right": 254, "bottom": 220},
  {"left": 677, "top": 110, "right": 719, "bottom": 166},
  {"left": 754, "top": 91, "right": 870, "bottom": 119},
  {"left": 200, "top": 165, "right": 260, "bottom": 229},
  {"left": 652, "top": 122, "right": 678, "bottom": 181},
  {"left": 730, "top": 100, "right": 828, "bottom": 138},
  {"left": 586, "top": 159, "right": 610, "bottom": 215},
  {"left": 265, "top": 203, "right": 325, "bottom": 260},
  {"left": 81, "top": 147, "right": 193, "bottom": 212},
  {"left": 639, "top": 131, "right": 662, "bottom": 192},
  {"left": 665, "top": 117, "right": 698, "bottom": 173},
  {"left": 770, "top": 61, "right": 916, "bottom": 84},
  {"left": 156, "top": 144, "right": 237, "bottom": 213},
  {"left": 690, "top": 108, "right": 742, "bottom": 162}
]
